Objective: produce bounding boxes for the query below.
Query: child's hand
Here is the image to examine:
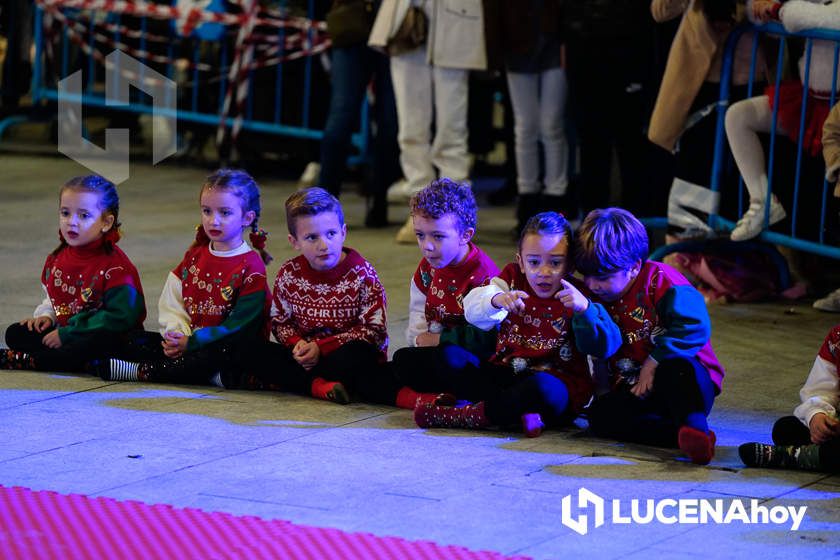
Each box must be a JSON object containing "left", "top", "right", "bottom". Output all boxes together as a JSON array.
[
  {"left": 630, "top": 357, "right": 658, "bottom": 398},
  {"left": 293, "top": 340, "right": 321, "bottom": 370},
  {"left": 41, "top": 329, "right": 62, "bottom": 349},
  {"left": 416, "top": 332, "right": 441, "bottom": 347},
  {"left": 20, "top": 316, "right": 54, "bottom": 333},
  {"left": 162, "top": 331, "right": 188, "bottom": 359},
  {"left": 555, "top": 279, "right": 589, "bottom": 313},
  {"left": 752, "top": 0, "right": 778, "bottom": 23},
  {"left": 491, "top": 290, "right": 529, "bottom": 314},
  {"left": 809, "top": 412, "right": 840, "bottom": 444}
]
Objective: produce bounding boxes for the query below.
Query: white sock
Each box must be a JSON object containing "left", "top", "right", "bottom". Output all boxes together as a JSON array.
[{"left": 108, "top": 359, "right": 140, "bottom": 381}]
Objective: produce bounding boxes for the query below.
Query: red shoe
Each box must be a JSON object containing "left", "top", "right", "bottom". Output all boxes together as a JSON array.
[
  {"left": 521, "top": 412, "right": 545, "bottom": 438},
  {"left": 395, "top": 386, "right": 456, "bottom": 409},
  {"left": 310, "top": 377, "right": 350, "bottom": 404},
  {"left": 678, "top": 426, "right": 716, "bottom": 465}
]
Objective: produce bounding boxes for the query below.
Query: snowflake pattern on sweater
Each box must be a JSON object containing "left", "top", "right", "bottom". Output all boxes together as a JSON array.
[{"left": 271, "top": 247, "right": 388, "bottom": 357}]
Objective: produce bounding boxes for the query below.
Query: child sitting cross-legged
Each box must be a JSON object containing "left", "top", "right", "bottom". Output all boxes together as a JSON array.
[
  {"left": 414, "top": 212, "right": 620, "bottom": 436},
  {"left": 575, "top": 208, "right": 725, "bottom": 465},
  {"left": 264, "top": 187, "right": 391, "bottom": 404},
  {"left": 739, "top": 324, "right": 840, "bottom": 472}
]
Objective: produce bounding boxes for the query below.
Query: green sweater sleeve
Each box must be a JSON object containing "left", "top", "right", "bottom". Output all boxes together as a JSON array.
[
  {"left": 571, "top": 301, "right": 623, "bottom": 359},
  {"left": 439, "top": 323, "right": 498, "bottom": 361},
  {"left": 187, "top": 291, "right": 265, "bottom": 351},
  {"left": 58, "top": 285, "right": 145, "bottom": 344},
  {"left": 649, "top": 285, "right": 711, "bottom": 363}
]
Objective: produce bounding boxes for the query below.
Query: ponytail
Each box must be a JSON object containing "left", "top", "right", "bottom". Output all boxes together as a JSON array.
[{"left": 249, "top": 222, "right": 273, "bottom": 265}]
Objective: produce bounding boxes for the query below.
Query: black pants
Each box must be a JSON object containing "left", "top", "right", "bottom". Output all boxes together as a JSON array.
[
  {"left": 393, "top": 344, "right": 577, "bottom": 428},
  {"left": 5, "top": 322, "right": 122, "bottom": 373},
  {"left": 254, "top": 340, "right": 398, "bottom": 404},
  {"left": 773, "top": 415, "right": 840, "bottom": 471},
  {"left": 586, "top": 357, "right": 716, "bottom": 448},
  {"left": 116, "top": 329, "right": 252, "bottom": 386}
]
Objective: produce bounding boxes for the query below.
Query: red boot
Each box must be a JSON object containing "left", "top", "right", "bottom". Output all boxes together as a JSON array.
[
  {"left": 414, "top": 401, "right": 490, "bottom": 430},
  {"left": 395, "top": 386, "right": 456, "bottom": 409},
  {"left": 678, "top": 426, "right": 717, "bottom": 465},
  {"left": 521, "top": 412, "right": 545, "bottom": 438}
]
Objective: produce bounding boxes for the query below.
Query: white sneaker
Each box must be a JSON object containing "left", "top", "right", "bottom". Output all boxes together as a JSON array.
[
  {"left": 730, "top": 198, "right": 786, "bottom": 242},
  {"left": 813, "top": 287, "right": 840, "bottom": 312},
  {"left": 386, "top": 178, "right": 413, "bottom": 204},
  {"left": 297, "top": 162, "right": 321, "bottom": 189}
]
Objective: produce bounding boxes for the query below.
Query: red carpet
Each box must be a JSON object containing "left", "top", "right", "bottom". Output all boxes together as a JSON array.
[{"left": 0, "top": 485, "right": 529, "bottom": 559}]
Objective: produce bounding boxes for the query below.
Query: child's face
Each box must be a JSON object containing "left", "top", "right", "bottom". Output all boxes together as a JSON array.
[
  {"left": 289, "top": 211, "right": 347, "bottom": 271},
  {"left": 413, "top": 213, "right": 473, "bottom": 269},
  {"left": 516, "top": 233, "right": 570, "bottom": 298},
  {"left": 583, "top": 261, "right": 642, "bottom": 302},
  {"left": 59, "top": 189, "right": 115, "bottom": 248},
  {"left": 200, "top": 188, "right": 254, "bottom": 252}
]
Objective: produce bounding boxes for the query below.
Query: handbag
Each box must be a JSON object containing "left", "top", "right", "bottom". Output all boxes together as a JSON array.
[
  {"left": 326, "top": 0, "right": 375, "bottom": 49},
  {"left": 387, "top": 4, "right": 428, "bottom": 56}
]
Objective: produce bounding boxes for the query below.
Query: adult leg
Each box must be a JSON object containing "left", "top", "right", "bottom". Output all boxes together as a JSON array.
[
  {"left": 430, "top": 65, "right": 470, "bottom": 184},
  {"left": 506, "top": 71, "right": 542, "bottom": 230},
  {"left": 390, "top": 48, "right": 435, "bottom": 195},
  {"left": 319, "top": 46, "right": 368, "bottom": 197},
  {"left": 538, "top": 67, "right": 570, "bottom": 198},
  {"left": 366, "top": 48, "right": 401, "bottom": 227}
]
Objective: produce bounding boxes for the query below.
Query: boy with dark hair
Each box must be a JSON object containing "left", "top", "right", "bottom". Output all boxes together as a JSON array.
[{"left": 575, "top": 207, "right": 725, "bottom": 464}]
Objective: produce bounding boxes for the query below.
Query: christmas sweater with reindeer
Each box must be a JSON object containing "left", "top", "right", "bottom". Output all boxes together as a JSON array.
[
  {"left": 406, "top": 242, "right": 499, "bottom": 349},
  {"left": 583, "top": 260, "right": 725, "bottom": 392},
  {"left": 36, "top": 238, "right": 146, "bottom": 344},
  {"left": 158, "top": 242, "right": 268, "bottom": 352},
  {"left": 271, "top": 247, "right": 388, "bottom": 359}
]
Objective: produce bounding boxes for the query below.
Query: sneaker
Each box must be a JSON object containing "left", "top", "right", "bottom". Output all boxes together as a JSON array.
[
  {"left": 395, "top": 215, "right": 416, "bottom": 244},
  {"left": 297, "top": 162, "right": 321, "bottom": 189},
  {"left": 386, "top": 178, "right": 413, "bottom": 204},
  {"left": 730, "top": 198, "right": 786, "bottom": 242},
  {"left": 813, "top": 287, "right": 840, "bottom": 312}
]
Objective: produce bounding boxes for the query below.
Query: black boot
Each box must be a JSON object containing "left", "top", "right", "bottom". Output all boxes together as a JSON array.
[
  {"left": 541, "top": 193, "right": 578, "bottom": 221},
  {"left": 516, "top": 193, "right": 542, "bottom": 236}
]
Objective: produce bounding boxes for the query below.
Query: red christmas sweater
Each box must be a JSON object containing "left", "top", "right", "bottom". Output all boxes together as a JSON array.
[
  {"left": 587, "top": 261, "right": 725, "bottom": 392},
  {"left": 163, "top": 243, "right": 269, "bottom": 352},
  {"left": 464, "top": 263, "right": 594, "bottom": 412},
  {"left": 271, "top": 247, "right": 388, "bottom": 358},
  {"left": 407, "top": 242, "right": 499, "bottom": 345},
  {"left": 39, "top": 238, "right": 146, "bottom": 344}
]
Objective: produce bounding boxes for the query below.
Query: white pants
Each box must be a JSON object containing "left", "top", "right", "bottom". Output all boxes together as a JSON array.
[
  {"left": 724, "top": 95, "right": 787, "bottom": 204},
  {"left": 390, "top": 47, "right": 470, "bottom": 194},
  {"left": 506, "top": 67, "right": 569, "bottom": 196}
]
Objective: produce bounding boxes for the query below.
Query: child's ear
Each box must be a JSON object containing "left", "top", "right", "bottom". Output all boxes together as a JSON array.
[
  {"left": 287, "top": 233, "right": 299, "bottom": 250},
  {"left": 515, "top": 252, "right": 524, "bottom": 272},
  {"left": 243, "top": 210, "right": 256, "bottom": 228},
  {"left": 461, "top": 227, "right": 475, "bottom": 244},
  {"left": 101, "top": 213, "right": 115, "bottom": 233}
]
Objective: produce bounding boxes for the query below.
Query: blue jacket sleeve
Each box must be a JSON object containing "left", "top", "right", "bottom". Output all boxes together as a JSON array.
[
  {"left": 571, "top": 301, "right": 623, "bottom": 358},
  {"left": 649, "top": 285, "right": 711, "bottom": 363}
]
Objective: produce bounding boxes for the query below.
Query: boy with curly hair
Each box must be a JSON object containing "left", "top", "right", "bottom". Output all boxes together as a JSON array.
[{"left": 390, "top": 178, "right": 500, "bottom": 408}]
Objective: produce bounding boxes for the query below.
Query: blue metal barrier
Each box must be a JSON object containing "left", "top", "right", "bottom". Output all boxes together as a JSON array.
[
  {"left": 649, "top": 20, "right": 840, "bottom": 263},
  {"left": 0, "top": 0, "right": 369, "bottom": 166}
]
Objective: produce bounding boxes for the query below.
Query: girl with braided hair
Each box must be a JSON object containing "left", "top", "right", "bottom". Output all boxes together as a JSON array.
[{"left": 98, "top": 169, "right": 272, "bottom": 387}]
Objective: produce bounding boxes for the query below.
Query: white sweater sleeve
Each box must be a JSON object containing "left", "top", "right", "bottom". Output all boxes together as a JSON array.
[
  {"left": 463, "top": 277, "right": 509, "bottom": 332},
  {"left": 158, "top": 271, "right": 192, "bottom": 336},
  {"left": 405, "top": 278, "right": 429, "bottom": 347},
  {"left": 32, "top": 284, "right": 57, "bottom": 322},
  {"left": 780, "top": 1, "right": 840, "bottom": 33},
  {"left": 794, "top": 355, "right": 840, "bottom": 426}
]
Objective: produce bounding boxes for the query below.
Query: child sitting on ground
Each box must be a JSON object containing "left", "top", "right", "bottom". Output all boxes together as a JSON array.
[
  {"left": 2, "top": 175, "right": 146, "bottom": 373},
  {"left": 100, "top": 169, "right": 271, "bottom": 385},
  {"left": 414, "top": 212, "right": 620, "bottom": 436},
  {"left": 575, "top": 208, "right": 725, "bottom": 464},
  {"left": 389, "top": 178, "right": 500, "bottom": 408},
  {"left": 740, "top": 324, "right": 840, "bottom": 472},
  {"left": 267, "top": 187, "right": 390, "bottom": 404}
]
